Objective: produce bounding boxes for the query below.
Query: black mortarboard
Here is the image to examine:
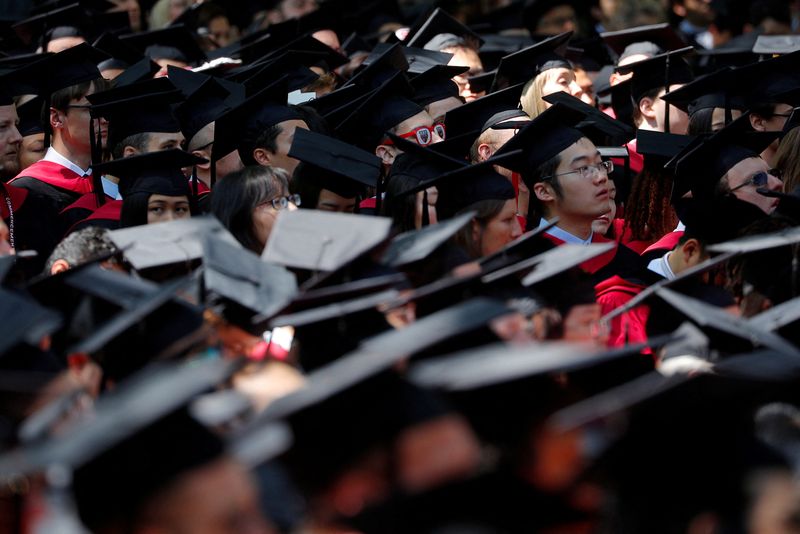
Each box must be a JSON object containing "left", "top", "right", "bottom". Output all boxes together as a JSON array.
[
  {"left": 737, "top": 50, "right": 800, "bottom": 106},
  {"left": 660, "top": 66, "right": 748, "bottom": 117},
  {"left": 108, "top": 214, "right": 237, "bottom": 271},
  {"left": 364, "top": 44, "right": 453, "bottom": 76},
  {"left": 709, "top": 225, "right": 800, "bottom": 255},
  {"left": 673, "top": 113, "right": 780, "bottom": 201},
  {"left": 111, "top": 57, "right": 161, "bottom": 87},
  {"left": 443, "top": 82, "right": 524, "bottom": 136},
  {"left": 490, "top": 31, "right": 573, "bottom": 92},
  {"left": 749, "top": 295, "right": 800, "bottom": 333},
  {"left": 12, "top": 2, "right": 126, "bottom": 49},
  {"left": 636, "top": 130, "right": 695, "bottom": 165},
  {"left": 380, "top": 211, "right": 475, "bottom": 268},
  {"left": 202, "top": 235, "right": 298, "bottom": 333},
  {"left": 345, "top": 42, "right": 409, "bottom": 90},
  {"left": 0, "top": 289, "right": 62, "bottom": 358},
  {"left": 288, "top": 128, "right": 382, "bottom": 197},
  {"left": 173, "top": 77, "right": 237, "bottom": 145},
  {"left": 92, "top": 31, "right": 144, "bottom": 66},
  {"left": 88, "top": 89, "right": 184, "bottom": 151},
  {"left": 18, "top": 42, "right": 107, "bottom": 95},
  {"left": 752, "top": 35, "right": 800, "bottom": 55},
  {"left": 404, "top": 7, "right": 484, "bottom": 50},
  {"left": 232, "top": 53, "right": 320, "bottom": 94},
  {"left": 692, "top": 46, "right": 759, "bottom": 75},
  {"left": 15, "top": 96, "right": 45, "bottom": 136},
  {"left": 119, "top": 24, "right": 207, "bottom": 66},
  {"left": 616, "top": 46, "right": 694, "bottom": 104},
  {"left": 542, "top": 91, "right": 634, "bottom": 145},
  {"left": 601, "top": 23, "right": 687, "bottom": 59},
  {"left": 335, "top": 72, "right": 425, "bottom": 151},
  {"left": 91, "top": 149, "right": 203, "bottom": 199},
  {"left": 409, "top": 64, "right": 465, "bottom": 107},
  {"left": 676, "top": 195, "right": 767, "bottom": 245},
  {"left": 211, "top": 77, "right": 301, "bottom": 163},
  {"left": 492, "top": 102, "right": 587, "bottom": 179},
  {"left": 261, "top": 210, "right": 393, "bottom": 272},
  {"left": 342, "top": 32, "right": 371, "bottom": 56}
]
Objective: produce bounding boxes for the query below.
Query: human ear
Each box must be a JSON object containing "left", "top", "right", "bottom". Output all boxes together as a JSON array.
[
  {"left": 639, "top": 97, "right": 657, "bottom": 120},
  {"left": 750, "top": 113, "right": 767, "bottom": 132},
  {"left": 253, "top": 147, "right": 272, "bottom": 166},
  {"left": 192, "top": 149, "right": 211, "bottom": 170},
  {"left": 477, "top": 143, "right": 493, "bottom": 161},
  {"left": 375, "top": 144, "right": 396, "bottom": 165},
  {"left": 50, "top": 258, "right": 70, "bottom": 274},
  {"left": 533, "top": 181, "right": 555, "bottom": 203}
]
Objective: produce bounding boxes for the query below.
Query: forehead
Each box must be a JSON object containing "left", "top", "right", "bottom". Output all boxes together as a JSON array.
[
  {"left": 729, "top": 156, "right": 768, "bottom": 177},
  {"left": 558, "top": 136, "right": 598, "bottom": 166},
  {"left": 396, "top": 110, "right": 434, "bottom": 132},
  {"left": 0, "top": 104, "right": 17, "bottom": 120}
]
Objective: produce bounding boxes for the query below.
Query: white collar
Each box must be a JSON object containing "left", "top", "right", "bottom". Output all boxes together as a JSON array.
[
  {"left": 538, "top": 218, "right": 593, "bottom": 245},
  {"left": 647, "top": 251, "right": 676, "bottom": 280},
  {"left": 43, "top": 147, "right": 91, "bottom": 177}
]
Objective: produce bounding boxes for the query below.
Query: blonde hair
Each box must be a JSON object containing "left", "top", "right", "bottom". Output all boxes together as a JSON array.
[
  {"left": 520, "top": 70, "right": 552, "bottom": 119},
  {"left": 774, "top": 127, "right": 800, "bottom": 194}
]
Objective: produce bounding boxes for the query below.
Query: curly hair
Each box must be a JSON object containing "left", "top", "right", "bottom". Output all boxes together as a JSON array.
[{"left": 623, "top": 165, "right": 678, "bottom": 242}]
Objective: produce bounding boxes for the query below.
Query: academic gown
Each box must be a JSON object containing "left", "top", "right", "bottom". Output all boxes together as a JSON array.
[
  {"left": 641, "top": 230, "right": 684, "bottom": 263},
  {"left": 64, "top": 199, "right": 122, "bottom": 235},
  {"left": 60, "top": 192, "right": 114, "bottom": 236},
  {"left": 1, "top": 182, "right": 61, "bottom": 278},
  {"left": 543, "top": 232, "right": 662, "bottom": 347}
]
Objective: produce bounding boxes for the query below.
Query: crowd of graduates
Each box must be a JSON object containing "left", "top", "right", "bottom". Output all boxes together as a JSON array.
[{"left": 3, "top": 0, "right": 800, "bottom": 532}]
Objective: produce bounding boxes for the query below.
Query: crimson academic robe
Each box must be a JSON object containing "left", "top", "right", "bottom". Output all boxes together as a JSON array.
[
  {"left": 65, "top": 200, "right": 122, "bottom": 235},
  {"left": 60, "top": 192, "right": 115, "bottom": 236},
  {"left": 1, "top": 182, "right": 61, "bottom": 278},
  {"left": 641, "top": 230, "right": 684, "bottom": 263},
  {"left": 542, "top": 232, "right": 661, "bottom": 347}
]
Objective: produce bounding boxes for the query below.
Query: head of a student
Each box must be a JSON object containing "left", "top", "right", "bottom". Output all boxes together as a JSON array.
[
  {"left": 453, "top": 198, "right": 522, "bottom": 259},
  {"left": 591, "top": 178, "right": 617, "bottom": 236},
  {"left": 0, "top": 101, "right": 22, "bottom": 178},
  {"left": 524, "top": 0, "right": 579, "bottom": 36},
  {"left": 375, "top": 109, "right": 443, "bottom": 166},
  {"left": 292, "top": 163, "right": 361, "bottom": 214},
  {"left": 717, "top": 155, "right": 783, "bottom": 214},
  {"left": 471, "top": 114, "right": 532, "bottom": 179},
  {"left": 17, "top": 132, "right": 45, "bottom": 172},
  {"left": 687, "top": 106, "right": 744, "bottom": 135},
  {"left": 112, "top": 130, "right": 185, "bottom": 160},
  {"left": 242, "top": 114, "right": 309, "bottom": 175},
  {"left": 187, "top": 122, "right": 244, "bottom": 186},
  {"left": 120, "top": 179, "right": 193, "bottom": 228},
  {"left": 634, "top": 85, "right": 690, "bottom": 134},
  {"left": 48, "top": 78, "right": 111, "bottom": 160},
  {"left": 210, "top": 165, "right": 295, "bottom": 254},
  {"left": 749, "top": 101, "right": 795, "bottom": 165},
  {"left": 444, "top": 44, "right": 485, "bottom": 102},
  {"left": 527, "top": 136, "right": 612, "bottom": 227},
  {"left": 773, "top": 127, "right": 800, "bottom": 194},
  {"left": 44, "top": 27, "right": 87, "bottom": 53},
  {"left": 46, "top": 226, "right": 121, "bottom": 275},
  {"left": 520, "top": 65, "right": 590, "bottom": 118}
]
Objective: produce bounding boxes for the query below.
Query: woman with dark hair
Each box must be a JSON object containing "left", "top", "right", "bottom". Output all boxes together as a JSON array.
[{"left": 210, "top": 165, "right": 296, "bottom": 254}]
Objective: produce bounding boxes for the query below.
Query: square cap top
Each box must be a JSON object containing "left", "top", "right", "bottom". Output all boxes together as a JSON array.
[
  {"left": 490, "top": 31, "right": 573, "bottom": 92},
  {"left": 404, "top": 7, "right": 484, "bottom": 49},
  {"left": 753, "top": 35, "right": 800, "bottom": 55},
  {"left": 381, "top": 211, "right": 475, "bottom": 268},
  {"left": 91, "top": 149, "right": 205, "bottom": 199},
  {"left": 17, "top": 42, "right": 107, "bottom": 95},
  {"left": 108, "top": 215, "right": 239, "bottom": 271},
  {"left": 443, "top": 82, "right": 524, "bottom": 136},
  {"left": 111, "top": 57, "right": 162, "bottom": 88},
  {"left": 173, "top": 77, "right": 240, "bottom": 144},
  {"left": 93, "top": 31, "right": 144, "bottom": 65},
  {"left": 0, "top": 289, "right": 62, "bottom": 358},
  {"left": 345, "top": 42, "right": 409, "bottom": 90},
  {"left": 409, "top": 64, "right": 465, "bottom": 107},
  {"left": 542, "top": 91, "right": 634, "bottom": 145},
  {"left": 202, "top": 235, "right": 298, "bottom": 330},
  {"left": 288, "top": 128, "right": 382, "bottom": 190},
  {"left": 615, "top": 46, "right": 694, "bottom": 103},
  {"left": 492, "top": 102, "right": 587, "bottom": 176},
  {"left": 635, "top": 130, "right": 695, "bottom": 162},
  {"left": 600, "top": 23, "right": 688, "bottom": 57},
  {"left": 13, "top": 2, "right": 127, "bottom": 48},
  {"left": 262, "top": 210, "right": 393, "bottom": 272},
  {"left": 119, "top": 24, "right": 207, "bottom": 66},
  {"left": 659, "top": 66, "right": 748, "bottom": 115},
  {"left": 709, "top": 224, "right": 800, "bottom": 254}
]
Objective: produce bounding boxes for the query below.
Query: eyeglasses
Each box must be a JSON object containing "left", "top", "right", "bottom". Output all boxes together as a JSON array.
[
  {"left": 395, "top": 124, "right": 443, "bottom": 146},
  {"left": 730, "top": 170, "right": 778, "bottom": 192},
  {"left": 542, "top": 160, "right": 614, "bottom": 181},
  {"left": 260, "top": 194, "right": 301, "bottom": 210}
]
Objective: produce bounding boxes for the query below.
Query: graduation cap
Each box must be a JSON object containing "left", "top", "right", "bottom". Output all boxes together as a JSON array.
[
  {"left": 636, "top": 129, "right": 695, "bottom": 166},
  {"left": 492, "top": 102, "right": 587, "bottom": 179},
  {"left": 119, "top": 24, "right": 207, "bottom": 66},
  {"left": 261, "top": 210, "right": 393, "bottom": 273},
  {"left": 335, "top": 72, "right": 425, "bottom": 151},
  {"left": 692, "top": 46, "right": 759, "bottom": 75},
  {"left": 443, "top": 82, "right": 525, "bottom": 136},
  {"left": 0, "top": 289, "right": 62, "bottom": 358},
  {"left": 345, "top": 42, "right": 409, "bottom": 90},
  {"left": 173, "top": 77, "right": 238, "bottom": 146},
  {"left": 15, "top": 96, "right": 45, "bottom": 137},
  {"left": 752, "top": 34, "right": 800, "bottom": 55},
  {"left": 92, "top": 31, "right": 144, "bottom": 66},
  {"left": 12, "top": 2, "right": 127, "bottom": 49},
  {"left": 288, "top": 128, "right": 382, "bottom": 199},
  {"left": 542, "top": 91, "right": 634, "bottom": 145},
  {"left": 409, "top": 64, "right": 465, "bottom": 107},
  {"left": 18, "top": 42, "right": 107, "bottom": 96},
  {"left": 234, "top": 53, "right": 320, "bottom": 94},
  {"left": 381, "top": 210, "right": 475, "bottom": 268},
  {"left": 660, "top": 66, "right": 747, "bottom": 120},
  {"left": 111, "top": 56, "right": 161, "bottom": 87},
  {"left": 490, "top": 31, "right": 573, "bottom": 92},
  {"left": 202, "top": 234, "right": 298, "bottom": 333},
  {"left": 91, "top": 149, "right": 203, "bottom": 199},
  {"left": 404, "top": 7, "right": 484, "bottom": 50},
  {"left": 211, "top": 77, "right": 301, "bottom": 165},
  {"left": 88, "top": 88, "right": 184, "bottom": 153},
  {"left": 616, "top": 46, "right": 694, "bottom": 107},
  {"left": 673, "top": 112, "right": 781, "bottom": 201},
  {"left": 736, "top": 50, "right": 800, "bottom": 106},
  {"left": 600, "top": 23, "right": 688, "bottom": 59},
  {"left": 107, "top": 214, "right": 238, "bottom": 272}
]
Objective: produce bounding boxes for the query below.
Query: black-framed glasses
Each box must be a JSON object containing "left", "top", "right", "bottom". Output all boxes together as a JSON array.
[
  {"left": 542, "top": 160, "right": 614, "bottom": 181},
  {"left": 730, "top": 170, "right": 777, "bottom": 192},
  {"left": 260, "top": 194, "right": 301, "bottom": 210}
]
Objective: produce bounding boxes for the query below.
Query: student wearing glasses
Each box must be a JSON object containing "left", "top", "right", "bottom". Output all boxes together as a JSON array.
[{"left": 211, "top": 166, "right": 298, "bottom": 254}]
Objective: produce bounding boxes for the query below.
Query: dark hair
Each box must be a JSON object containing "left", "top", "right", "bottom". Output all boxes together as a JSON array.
[
  {"left": 45, "top": 78, "right": 110, "bottom": 135},
  {"left": 291, "top": 161, "right": 322, "bottom": 209},
  {"left": 632, "top": 87, "right": 661, "bottom": 127},
  {"left": 524, "top": 152, "right": 562, "bottom": 226},
  {"left": 210, "top": 165, "right": 289, "bottom": 253},
  {"left": 687, "top": 107, "right": 714, "bottom": 135},
  {"left": 453, "top": 199, "right": 507, "bottom": 259},
  {"left": 120, "top": 192, "right": 196, "bottom": 228},
  {"left": 196, "top": 2, "right": 229, "bottom": 28},
  {"left": 750, "top": 102, "right": 778, "bottom": 120},
  {"left": 45, "top": 226, "right": 118, "bottom": 272},
  {"left": 383, "top": 174, "right": 422, "bottom": 233},
  {"left": 112, "top": 132, "right": 151, "bottom": 160},
  {"left": 294, "top": 104, "right": 332, "bottom": 136},
  {"left": 241, "top": 124, "right": 281, "bottom": 166},
  {"left": 623, "top": 164, "right": 677, "bottom": 242}
]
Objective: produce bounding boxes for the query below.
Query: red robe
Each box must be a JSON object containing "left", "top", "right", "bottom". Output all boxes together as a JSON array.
[
  {"left": 64, "top": 199, "right": 122, "bottom": 235},
  {"left": 642, "top": 230, "right": 684, "bottom": 259},
  {"left": 542, "top": 231, "right": 657, "bottom": 347}
]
